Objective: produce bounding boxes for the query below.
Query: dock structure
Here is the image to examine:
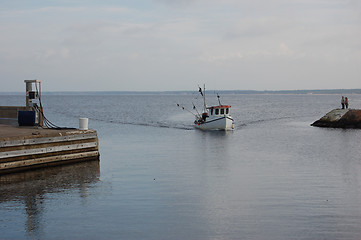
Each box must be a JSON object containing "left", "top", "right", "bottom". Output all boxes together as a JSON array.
[
  {"left": 0, "top": 124, "right": 99, "bottom": 174},
  {"left": 1, "top": 79, "right": 99, "bottom": 174},
  {"left": 0, "top": 106, "right": 29, "bottom": 126}
]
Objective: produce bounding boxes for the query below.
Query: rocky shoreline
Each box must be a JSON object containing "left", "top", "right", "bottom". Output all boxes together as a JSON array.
[{"left": 312, "top": 109, "right": 361, "bottom": 129}]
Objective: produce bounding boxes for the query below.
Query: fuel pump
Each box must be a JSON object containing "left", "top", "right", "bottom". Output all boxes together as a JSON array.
[
  {"left": 18, "top": 80, "right": 43, "bottom": 126},
  {"left": 25, "top": 79, "right": 41, "bottom": 108}
]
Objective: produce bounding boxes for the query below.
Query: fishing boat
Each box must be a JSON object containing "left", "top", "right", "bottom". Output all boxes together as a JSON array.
[
  {"left": 178, "top": 85, "right": 234, "bottom": 130},
  {"left": 194, "top": 104, "right": 234, "bottom": 130},
  {"left": 194, "top": 85, "right": 234, "bottom": 130}
]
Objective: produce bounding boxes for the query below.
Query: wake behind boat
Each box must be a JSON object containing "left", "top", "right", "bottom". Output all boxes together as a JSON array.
[{"left": 178, "top": 85, "right": 235, "bottom": 130}]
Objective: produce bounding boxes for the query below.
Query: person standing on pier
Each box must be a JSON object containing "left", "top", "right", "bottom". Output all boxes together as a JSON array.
[
  {"left": 345, "top": 97, "right": 349, "bottom": 109},
  {"left": 341, "top": 96, "right": 345, "bottom": 109}
]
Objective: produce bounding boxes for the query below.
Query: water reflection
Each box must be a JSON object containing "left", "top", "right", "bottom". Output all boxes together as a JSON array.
[
  {"left": 0, "top": 160, "right": 100, "bottom": 237},
  {"left": 197, "top": 129, "right": 234, "bottom": 137}
]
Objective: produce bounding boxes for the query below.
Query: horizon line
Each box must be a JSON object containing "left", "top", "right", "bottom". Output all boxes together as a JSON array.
[{"left": 1, "top": 88, "right": 361, "bottom": 94}]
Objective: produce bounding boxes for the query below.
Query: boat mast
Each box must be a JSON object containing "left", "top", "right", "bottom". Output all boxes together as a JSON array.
[{"left": 203, "top": 84, "right": 207, "bottom": 112}]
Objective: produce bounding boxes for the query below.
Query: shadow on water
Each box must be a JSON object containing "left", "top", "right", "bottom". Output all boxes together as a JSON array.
[{"left": 0, "top": 160, "right": 100, "bottom": 237}]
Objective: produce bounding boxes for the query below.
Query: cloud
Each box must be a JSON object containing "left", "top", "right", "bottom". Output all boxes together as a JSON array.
[
  {"left": 0, "top": 0, "right": 360, "bottom": 91},
  {"left": 199, "top": 52, "right": 243, "bottom": 63},
  {"left": 279, "top": 43, "right": 294, "bottom": 56},
  {"left": 152, "top": 0, "right": 196, "bottom": 7}
]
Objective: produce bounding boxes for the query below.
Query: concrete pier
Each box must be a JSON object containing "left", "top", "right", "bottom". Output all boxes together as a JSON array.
[{"left": 0, "top": 124, "right": 99, "bottom": 174}]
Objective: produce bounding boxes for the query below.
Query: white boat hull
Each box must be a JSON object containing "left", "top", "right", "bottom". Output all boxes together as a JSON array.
[{"left": 195, "top": 116, "right": 234, "bottom": 130}]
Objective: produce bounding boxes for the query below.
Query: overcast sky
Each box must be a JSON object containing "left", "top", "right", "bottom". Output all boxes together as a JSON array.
[{"left": 1, "top": 0, "right": 360, "bottom": 91}]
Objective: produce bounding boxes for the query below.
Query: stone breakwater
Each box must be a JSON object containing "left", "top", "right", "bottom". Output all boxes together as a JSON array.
[{"left": 312, "top": 109, "right": 361, "bottom": 128}]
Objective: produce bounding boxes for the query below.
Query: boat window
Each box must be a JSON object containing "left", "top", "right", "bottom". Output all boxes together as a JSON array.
[
  {"left": 226, "top": 108, "right": 229, "bottom": 114},
  {"left": 210, "top": 109, "right": 213, "bottom": 115},
  {"left": 215, "top": 109, "right": 219, "bottom": 115},
  {"left": 221, "top": 108, "right": 224, "bottom": 114}
]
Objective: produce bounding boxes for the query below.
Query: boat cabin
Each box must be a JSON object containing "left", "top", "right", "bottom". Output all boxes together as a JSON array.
[{"left": 208, "top": 105, "right": 231, "bottom": 116}]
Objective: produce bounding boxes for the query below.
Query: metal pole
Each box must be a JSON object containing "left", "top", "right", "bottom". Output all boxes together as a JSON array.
[{"left": 203, "top": 84, "right": 207, "bottom": 112}]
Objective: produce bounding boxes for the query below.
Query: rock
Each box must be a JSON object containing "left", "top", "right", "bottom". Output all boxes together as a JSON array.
[{"left": 312, "top": 109, "right": 361, "bottom": 128}]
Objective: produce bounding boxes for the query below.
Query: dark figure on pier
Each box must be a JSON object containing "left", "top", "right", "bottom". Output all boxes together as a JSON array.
[
  {"left": 341, "top": 96, "right": 345, "bottom": 109},
  {"left": 345, "top": 97, "right": 349, "bottom": 109}
]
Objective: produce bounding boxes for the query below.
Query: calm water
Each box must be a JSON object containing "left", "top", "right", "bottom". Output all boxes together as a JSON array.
[{"left": 1, "top": 93, "right": 361, "bottom": 240}]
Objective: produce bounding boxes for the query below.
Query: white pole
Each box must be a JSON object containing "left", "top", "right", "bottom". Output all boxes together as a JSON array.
[{"left": 203, "top": 84, "right": 207, "bottom": 112}]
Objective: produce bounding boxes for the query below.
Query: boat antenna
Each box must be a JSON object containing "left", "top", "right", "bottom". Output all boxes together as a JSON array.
[{"left": 217, "top": 93, "right": 222, "bottom": 105}]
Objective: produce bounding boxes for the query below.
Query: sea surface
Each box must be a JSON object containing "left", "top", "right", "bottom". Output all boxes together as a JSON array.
[{"left": 1, "top": 93, "right": 361, "bottom": 240}]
